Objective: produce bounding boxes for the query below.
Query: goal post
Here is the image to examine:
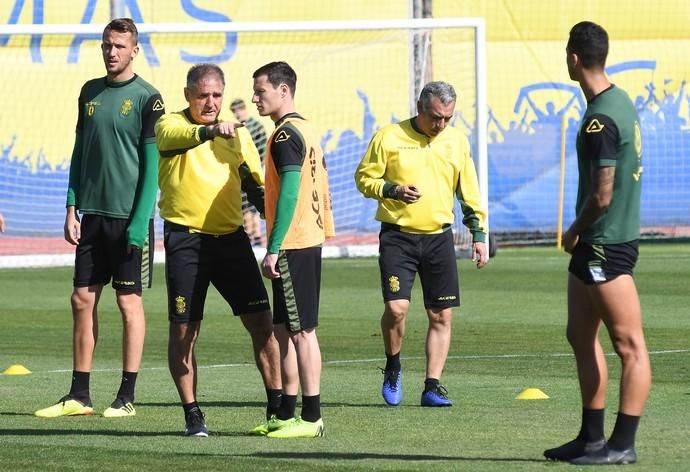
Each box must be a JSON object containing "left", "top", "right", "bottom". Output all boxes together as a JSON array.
[{"left": 0, "top": 18, "right": 487, "bottom": 267}]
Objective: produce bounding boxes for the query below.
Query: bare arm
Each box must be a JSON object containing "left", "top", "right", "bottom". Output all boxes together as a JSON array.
[{"left": 563, "top": 166, "right": 615, "bottom": 253}]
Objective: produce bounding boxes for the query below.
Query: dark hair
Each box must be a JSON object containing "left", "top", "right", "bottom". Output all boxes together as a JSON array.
[
  {"left": 253, "top": 61, "right": 297, "bottom": 96},
  {"left": 567, "top": 21, "right": 609, "bottom": 69},
  {"left": 419, "top": 81, "right": 456, "bottom": 110},
  {"left": 186, "top": 63, "right": 225, "bottom": 89},
  {"left": 103, "top": 18, "right": 138, "bottom": 44}
]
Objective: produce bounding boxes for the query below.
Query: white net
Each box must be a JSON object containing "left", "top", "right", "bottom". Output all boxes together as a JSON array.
[{"left": 0, "top": 19, "right": 486, "bottom": 266}]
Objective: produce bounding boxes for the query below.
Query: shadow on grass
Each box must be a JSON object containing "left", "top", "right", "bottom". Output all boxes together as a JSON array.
[
  {"left": 0, "top": 428, "right": 183, "bottom": 437},
  {"left": 0, "top": 428, "right": 544, "bottom": 463},
  {"left": 136, "top": 401, "right": 395, "bottom": 408},
  {"left": 249, "top": 451, "right": 542, "bottom": 463},
  {"left": 0, "top": 428, "right": 261, "bottom": 438}
]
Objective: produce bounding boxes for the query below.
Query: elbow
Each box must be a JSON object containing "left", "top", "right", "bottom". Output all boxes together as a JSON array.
[
  {"left": 354, "top": 179, "right": 366, "bottom": 196},
  {"left": 592, "top": 193, "right": 612, "bottom": 211}
]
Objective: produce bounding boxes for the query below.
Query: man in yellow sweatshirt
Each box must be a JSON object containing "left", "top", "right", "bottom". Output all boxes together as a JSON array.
[
  {"left": 355, "top": 80, "right": 488, "bottom": 408},
  {"left": 155, "top": 63, "right": 281, "bottom": 437}
]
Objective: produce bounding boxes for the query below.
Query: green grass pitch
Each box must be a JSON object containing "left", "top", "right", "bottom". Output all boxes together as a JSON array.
[{"left": 1, "top": 244, "right": 689, "bottom": 471}]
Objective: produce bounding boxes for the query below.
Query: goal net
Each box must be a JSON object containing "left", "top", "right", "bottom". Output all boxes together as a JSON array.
[{"left": 0, "top": 18, "right": 486, "bottom": 267}]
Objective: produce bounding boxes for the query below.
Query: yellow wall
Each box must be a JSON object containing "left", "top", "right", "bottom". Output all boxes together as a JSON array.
[{"left": 1, "top": 0, "right": 689, "bottom": 166}]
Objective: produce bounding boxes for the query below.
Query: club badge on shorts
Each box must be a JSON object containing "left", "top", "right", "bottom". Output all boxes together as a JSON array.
[{"left": 388, "top": 275, "right": 400, "bottom": 293}]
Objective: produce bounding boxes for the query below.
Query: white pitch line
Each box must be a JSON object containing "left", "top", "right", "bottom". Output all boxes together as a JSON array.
[{"left": 19, "top": 348, "right": 690, "bottom": 375}]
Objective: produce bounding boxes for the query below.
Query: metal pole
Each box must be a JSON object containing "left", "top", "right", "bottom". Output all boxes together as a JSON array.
[
  {"left": 110, "top": 0, "right": 125, "bottom": 20},
  {"left": 409, "top": 0, "right": 432, "bottom": 116}
]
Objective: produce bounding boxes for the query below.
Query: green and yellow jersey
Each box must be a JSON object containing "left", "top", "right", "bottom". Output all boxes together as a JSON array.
[
  {"left": 155, "top": 109, "right": 264, "bottom": 235},
  {"left": 66, "top": 74, "right": 164, "bottom": 247},
  {"left": 355, "top": 118, "right": 487, "bottom": 241},
  {"left": 576, "top": 85, "right": 642, "bottom": 244}
]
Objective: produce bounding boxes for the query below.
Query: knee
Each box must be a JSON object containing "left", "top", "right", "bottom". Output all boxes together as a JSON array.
[
  {"left": 242, "top": 311, "right": 274, "bottom": 338},
  {"left": 70, "top": 291, "right": 91, "bottom": 312},
  {"left": 565, "top": 326, "right": 579, "bottom": 348},
  {"left": 427, "top": 308, "right": 452, "bottom": 328},
  {"left": 289, "top": 328, "right": 315, "bottom": 346},
  {"left": 384, "top": 305, "right": 407, "bottom": 324},
  {"left": 168, "top": 323, "right": 196, "bottom": 352},
  {"left": 611, "top": 334, "right": 647, "bottom": 363},
  {"left": 116, "top": 293, "right": 142, "bottom": 317},
  {"left": 565, "top": 322, "right": 592, "bottom": 350}
]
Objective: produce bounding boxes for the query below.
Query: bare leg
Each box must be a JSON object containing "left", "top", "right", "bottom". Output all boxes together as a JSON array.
[
  {"left": 381, "top": 299, "right": 409, "bottom": 356},
  {"left": 71, "top": 285, "right": 103, "bottom": 372},
  {"left": 590, "top": 275, "right": 651, "bottom": 415},
  {"left": 274, "top": 323, "right": 299, "bottom": 395},
  {"left": 168, "top": 321, "right": 201, "bottom": 404},
  {"left": 290, "top": 328, "right": 321, "bottom": 396},
  {"left": 425, "top": 307, "right": 453, "bottom": 380},
  {"left": 240, "top": 310, "right": 281, "bottom": 390},
  {"left": 116, "top": 291, "right": 145, "bottom": 373},
  {"left": 567, "top": 274, "right": 608, "bottom": 409}
]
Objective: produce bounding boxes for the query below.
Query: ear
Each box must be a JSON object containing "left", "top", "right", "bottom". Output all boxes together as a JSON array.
[
  {"left": 131, "top": 44, "right": 140, "bottom": 60},
  {"left": 184, "top": 87, "right": 190, "bottom": 102}
]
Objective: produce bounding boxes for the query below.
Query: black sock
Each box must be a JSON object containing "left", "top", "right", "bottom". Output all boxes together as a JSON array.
[
  {"left": 183, "top": 401, "right": 200, "bottom": 417},
  {"left": 424, "top": 378, "right": 439, "bottom": 392},
  {"left": 385, "top": 352, "right": 401, "bottom": 372},
  {"left": 116, "top": 371, "right": 138, "bottom": 403},
  {"left": 577, "top": 408, "right": 605, "bottom": 442},
  {"left": 608, "top": 412, "right": 640, "bottom": 450},
  {"left": 69, "top": 371, "right": 91, "bottom": 404},
  {"left": 277, "top": 394, "right": 297, "bottom": 421},
  {"left": 301, "top": 394, "right": 321, "bottom": 423},
  {"left": 266, "top": 389, "right": 282, "bottom": 419}
]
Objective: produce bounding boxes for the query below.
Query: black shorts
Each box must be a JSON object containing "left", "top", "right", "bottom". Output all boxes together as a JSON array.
[
  {"left": 74, "top": 215, "right": 154, "bottom": 292},
  {"left": 378, "top": 224, "right": 460, "bottom": 309},
  {"left": 569, "top": 240, "right": 639, "bottom": 285},
  {"left": 163, "top": 221, "right": 270, "bottom": 322},
  {"left": 271, "top": 246, "right": 322, "bottom": 332}
]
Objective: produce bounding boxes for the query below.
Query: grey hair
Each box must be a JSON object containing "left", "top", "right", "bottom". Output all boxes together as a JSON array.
[
  {"left": 418, "top": 81, "right": 456, "bottom": 110},
  {"left": 186, "top": 63, "right": 225, "bottom": 89}
]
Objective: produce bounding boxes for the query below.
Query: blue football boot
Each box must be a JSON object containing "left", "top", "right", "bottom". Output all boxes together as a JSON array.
[
  {"left": 380, "top": 368, "right": 402, "bottom": 406},
  {"left": 420, "top": 384, "right": 453, "bottom": 407}
]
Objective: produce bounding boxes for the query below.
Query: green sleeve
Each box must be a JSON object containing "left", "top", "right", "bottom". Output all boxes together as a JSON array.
[
  {"left": 66, "top": 132, "right": 83, "bottom": 207},
  {"left": 126, "top": 142, "right": 159, "bottom": 248},
  {"left": 267, "top": 169, "right": 300, "bottom": 253}
]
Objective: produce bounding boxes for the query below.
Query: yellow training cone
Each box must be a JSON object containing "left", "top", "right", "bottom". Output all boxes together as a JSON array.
[
  {"left": 515, "top": 388, "right": 549, "bottom": 400},
  {"left": 3, "top": 364, "right": 32, "bottom": 375}
]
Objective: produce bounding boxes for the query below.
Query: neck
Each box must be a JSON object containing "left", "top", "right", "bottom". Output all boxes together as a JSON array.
[
  {"left": 108, "top": 70, "right": 135, "bottom": 83},
  {"left": 271, "top": 104, "right": 296, "bottom": 123},
  {"left": 579, "top": 70, "right": 610, "bottom": 101}
]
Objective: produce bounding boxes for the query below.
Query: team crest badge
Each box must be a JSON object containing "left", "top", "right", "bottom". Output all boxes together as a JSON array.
[
  {"left": 388, "top": 275, "right": 400, "bottom": 293},
  {"left": 585, "top": 118, "right": 604, "bottom": 133},
  {"left": 175, "top": 296, "right": 187, "bottom": 315},
  {"left": 86, "top": 101, "right": 100, "bottom": 116},
  {"left": 120, "top": 99, "right": 133, "bottom": 117},
  {"left": 274, "top": 130, "right": 290, "bottom": 142}
]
